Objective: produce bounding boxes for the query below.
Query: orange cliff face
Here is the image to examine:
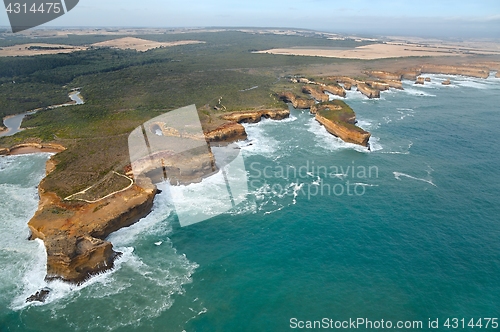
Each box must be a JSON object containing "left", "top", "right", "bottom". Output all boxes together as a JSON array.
[
  {"left": 205, "top": 122, "right": 247, "bottom": 142},
  {"left": 28, "top": 167, "right": 157, "bottom": 284},
  {"left": 322, "top": 84, "right": 347, "bottom": 97},
  {"left": 315, "top": 113, "right": 370, "bottom": 147},
  {"left": 311, "top": 101, "right": 371, "bottom": 147},
  {"left": 366, "top": 81, "right": 390, "bottom": 91},
  {"left": 221, "top": 109, "right": 289, "bottom": 123},
  {"left": 364, "top": 70, "right": 402, "bottom": 81},
  {"left": 420, "top": 64, "right": 489, "bottom": 79},
  {"left": 278, "top": 91, "right": 315, "bottom": 109},
  {"left": 496, "top": 71, "right": 500, "bottom": 78},
  {"left": 302, "top": 85, "right": 329, "bottom": 102},
  {"left": 205, "top": 109, "right": 289, "bottom": 143},
  {"left": 356, "top": 83, "right": 380, "bottom": 99}
]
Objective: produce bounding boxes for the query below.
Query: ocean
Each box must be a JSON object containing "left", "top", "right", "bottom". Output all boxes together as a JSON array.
[{"left": 1, "top": 73, "right": 499, "bottom": 331}]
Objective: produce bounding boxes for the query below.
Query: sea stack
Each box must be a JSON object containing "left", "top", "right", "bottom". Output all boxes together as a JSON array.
[{"left": 415, "top": 77, "right": 425, "bottom": 85}]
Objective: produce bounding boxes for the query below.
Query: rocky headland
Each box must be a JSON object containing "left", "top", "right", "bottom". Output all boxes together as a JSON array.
[
  {"left": 356, "top": 82, "right": 380, "bottom": 98},
  {"left": 311, "top": 100, "right": 371, "bottom": 147},
  {"left": 0, "top": 143, "right": 66, "bottom": 156},
  {"left": 205, "top": 108, "right": 290, "bottom": 143},
  {"left": 28, "top": 158, "right": 158, "bottom": 284},
  {"left": 302, "top": 85, "right": 329, "bottom": 102},
  {"left": 4, "top": 57, "right": 498, "bottom": 300},
  {"left": 321, "top": 84, "right": 347, "bottom": 97},
  {"left": 205, "top": 122, "right": 247, "bottom": 142},
  {"left": 278, "top": 91, "right": 315, "bottom": 109}
]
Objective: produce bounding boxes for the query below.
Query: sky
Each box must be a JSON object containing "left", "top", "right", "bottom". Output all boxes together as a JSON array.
[{"left": 1, "top": 0, "right": 499, "bottom": 38}]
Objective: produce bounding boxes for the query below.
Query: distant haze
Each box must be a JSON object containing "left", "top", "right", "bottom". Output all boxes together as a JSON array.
[{"left": 0, "top": 0, "right": 499, "bottom": 38}]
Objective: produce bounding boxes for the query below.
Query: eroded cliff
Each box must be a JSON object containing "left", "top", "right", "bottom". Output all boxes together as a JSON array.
[
  {"left": 364, "top": 70, "right": 402, "bottom": 81},
  {"left": 322, "top": 84, "right": 347, "bottom": 97},
  {"left": 278, "top": 91, "right": 315, "bottom": 109},
  {"left": 312, "top": 100, "right": 370, "bottom": 147},
  {"left": 302, "top": 85, "right": 329, "bottom": 102},
  {"left": 357, "top": 83, "right": 380, "bottom": 99},
  {"left": 420, "top": 64, "right": 489, "bottom": 79},
  {"left": 28, "top": 168, "right": 157, "bottom": 284}
]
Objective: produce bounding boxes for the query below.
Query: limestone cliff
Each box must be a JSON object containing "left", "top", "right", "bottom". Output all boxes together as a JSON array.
[
  {"left": 496, "top": 72, "right": 500, "bottom": 78},
  {"left": 357, "top": 83, "right": 380, "bottom": 99},
  {"left": 205, "top": 122, "right": 247, "bottom": 142},
  {"left": 327, "top": 76, "right": 357, "bottom": 86},
  {"left": 399, "top": 69, "right": 421, "bottom": 81},
  {"left": 0, "top": 143, "right": 66, "bottom": 155},
  {"left": 313, "top": 101, "right": 370, "bottom": 147},
  {"left": 316, "top": 114, "right": 370, "bottom": 147},
  {"left": 205, "top": 109, "right": 290, "bottom": 143},
  {"left": 364, "top": 70, "right": 402, "bottom": 81},
  {"left": 442, "top": 79, "right": 451, "bottom": 85},
  {"left": 278, "top": 91, "right": 315, "bottom": 109},
  {"left": 384, "top": 80, "right": 403, "bottom": 90},
  {"left": 420, "top": 64, "right": 489, "bottom": 79},
  {"left": 366, "top": 81, "right": 389, "bottom": 91},
  {"left": 302, "top": 85, "right": 329, "bottom": 102},
  {"left": 322, "top": 84, "right": 346, "bottom": 97},
  {"left": 415, "top": 77, "right": 425, "bottom": 85},
  {"left": 28, "top": 171, "right": 157, "bottom": 284},
  {"left": 221, "top": 109, "right": 289, "bottom": 123}
]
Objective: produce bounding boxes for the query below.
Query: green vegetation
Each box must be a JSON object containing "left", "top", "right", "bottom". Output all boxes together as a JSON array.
[
  {"left": 0, "top": 30, "right": 370, "bottom": 198},
  {"left": 315, "top": 100, "right": 367, "bottom": 133}
]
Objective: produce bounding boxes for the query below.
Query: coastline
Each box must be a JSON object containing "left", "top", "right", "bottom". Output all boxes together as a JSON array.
[
  {"left": 0, "top": 143, "right": 66, "bottom": 156},
  {"left": 3, "top": 59, "right": 499, "bottom": 301},
  {"left": 4, "top": 107, "right": 291, "bottom": 299}
]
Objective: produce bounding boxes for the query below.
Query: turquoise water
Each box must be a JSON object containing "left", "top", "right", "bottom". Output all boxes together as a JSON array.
[{"left": 1, "top": 74, "right": 500, "bottom": 331}]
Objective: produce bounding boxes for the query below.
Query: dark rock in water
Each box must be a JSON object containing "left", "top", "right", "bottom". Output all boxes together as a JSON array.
[{"left": 26, "top": 288, "right": 50, "bottom": 303}]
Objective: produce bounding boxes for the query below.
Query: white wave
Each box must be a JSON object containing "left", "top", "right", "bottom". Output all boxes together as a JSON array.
[
  {"left": 279, "top": 114, "right": 298, "bottom": 123},
  {"left": 396, "top": 109, "right": 415, "bottom": 120},
  {"left": 108, "top": 182, "right": 174, "bottom": 245},
  {"left": 400, "top": 86, "right": 436, "bottom": 97},
  {"left": 356, "top": 119, "right": 380, "bottom": 131},
  {"left": 2, "top": 160, "right": 198, "bottom": 327},
  {"left": 353, "top": 183, "right": 379, "bottom": 187},
  {"left": 422, "top": 73, "right": 500, "bottom": 89},
  {"left": 238, "top": 120, "right": 281, "bottom": 156},
  {"left": 0, "top": 154, "right": 55, "bottom": 309},
  {"left": 368, "top": 136, "right": 383, "bottom": 152},
  {"left": 243, "top": 180, "right": 304, "bottom": 215},
  {"left": 32, "top": 244, "right": 199, "bottom": 330},
  {"left": 393, "top": 172, "right": 437, "bottom": 187},
  {"left": 328, "top": 89, "right": 371, "bottom": 101},
  {"left": 167, "top": 165, "right": 253, "bottom": 225},
  {"left": 455, "top": 80, "right": 493, "bottom": 90},
  {"left": 379, "top": 141, "right": 413, "bottom": 155}
]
